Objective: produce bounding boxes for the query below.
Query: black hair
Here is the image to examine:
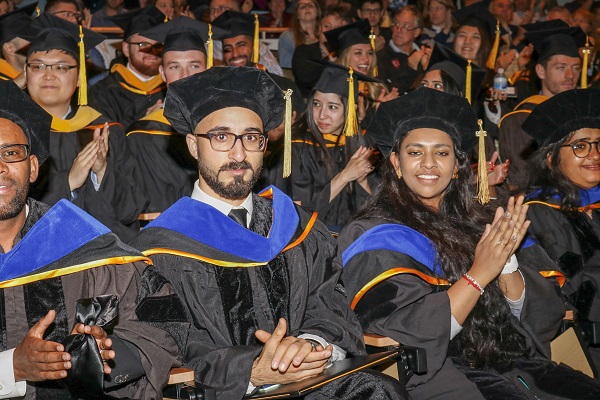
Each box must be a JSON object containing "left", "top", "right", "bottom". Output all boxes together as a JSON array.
[
  {"left": 44, "top": 0, "right": 80, "bottom": 12},
  {"left": 358, "top": 0, "right": 383, "bottom": 9},
  {"left": 352, "top": 131, "right": 529, "bottom": 369},
  {"left": 439, "top": 69, "right": 463, "bottom": 97}
]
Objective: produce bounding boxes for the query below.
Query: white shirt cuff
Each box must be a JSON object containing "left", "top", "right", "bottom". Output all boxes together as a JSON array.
[
  {"left": 484, "top": 101, "right": 502, "bottom": 125},
  {"left": 0, "top": 349, "right": 27, "bottom": 398},
  {"left": 298, "top": 333, "right": 347, "bottom": 362},
  {"left": 90, "top": 171, "right": 101, "bottom": 191},
  {"left": 450, "top": 315, "right": 463, "bottom": 340},
  {"left": 246, "top": 381, "right": 257, "bottom": 395},
  {"left": 505, "top": 270, "right": 526, "bottom": 320}
]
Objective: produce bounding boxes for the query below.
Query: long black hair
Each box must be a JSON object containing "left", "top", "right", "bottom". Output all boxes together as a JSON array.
[{"left": 353, "top": 132, "right": 529, "bottom": 369}]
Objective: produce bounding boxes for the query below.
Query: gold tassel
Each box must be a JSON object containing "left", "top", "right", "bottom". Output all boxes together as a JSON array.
[
  {"left": 164, "top": 15, "right": 169, "bottom": 22},
  {"left": 369, "top": 27, "right": 378, "bottom": 77},
  {"left": 465, "top": 59, "right": 472, "bottom": 104},
  {"left": 476, "top": 119, "right": 490, "bottom": 204},
  {"left": 582, "top": 36, "right": 590, "bottom": 88},
  {"left": 207, "top": 24, "right": 214, "bottom": 69},
  {"left": 282, "top": 89, "right": 293, "bottom": 178},
  {"left": 486, "top": 21, "right": 500, "bottom": 70},
  {"left": 343, "top": 68, "right": 358, "bottom": 137},
  {"left": 253, "top": 13, "right": 260, "bottom": 64},
  {"left": 35, "top": 6, "right": 41, "bottom": 16},
  {"left": 78, "top": 25, "right": 88, "bottom": 106}
]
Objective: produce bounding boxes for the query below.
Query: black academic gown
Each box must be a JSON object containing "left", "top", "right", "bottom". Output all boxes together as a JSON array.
[
  {"left": 0, "top": 198, "right": 185, "bottom": 399},
  {"left": 292, "top": 42, "right": 326, "bottom": 98},
  {"left": 376, "top": 43, "right": 421, "bottom": 94},
  {"left": 30, "top": 106, "right": 148, "bottom": 242},
  {"left": 130, "top": 188, "right": 406, "bottom": 400},
  {"left": 290, "top": 129, "right": 373, "bottom": 230},
  {"left": 338, "top": 218, "right": 600, "bottom": 400},
  {"left": 126, "top": 108, "right": 196, "bottom": 213},
  {"left": 88, "top": 64, "right": 166, "bottom": 131},
  {"left": 526, "top": 189, "right": 600, "bottom": 369}
]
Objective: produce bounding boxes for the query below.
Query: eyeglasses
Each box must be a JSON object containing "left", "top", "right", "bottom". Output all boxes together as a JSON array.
[
  {"left": 129, "top": 42, "right": 164, "bottom": 55},
  {"left": 392, "top": 22, "right": 420, "bottom": 32},
  {"left": 361, "top": 7, "right": 382, "bottom": 14},
  {"left": 52, "top": 10, "right": 81, "bottom": 20},
  {"left": 297, "top": 2, "right": 316, "bottom": 10},
  {"left": 562, "top": 140, "right": 600, "bottom": 158},
  {"left": 210, "top": 5, "right": 232, "bottom": 14},
  {"left": 194, "top": 132, "right": 267, "bottom": 152},
  {"left": 0, "top": 144, "right": 30, "bottom": 163},
  {"left": 26, "top": 63, "right": 78, "bottom": 74}
]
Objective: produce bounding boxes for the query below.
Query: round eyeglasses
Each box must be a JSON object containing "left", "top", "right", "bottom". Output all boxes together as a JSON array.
[
  {"left": 194, "top": 132, "right": 267, "bottom": 152},
  {"left": 562, "top": 140, "right": 600, "bottom": 158},
  {"left": 0, "top": 144, "right": 30, "bottom": 163}
]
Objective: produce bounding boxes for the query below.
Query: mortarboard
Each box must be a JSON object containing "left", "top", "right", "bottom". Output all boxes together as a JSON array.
[
  {"left": 110, "top": 6, "right": 167, "bottom": 40},
  {"left": 140, "top": 16, "right": 213, "bottom": 55},
  {"left": 520, "top": 19, "right": 569, "bottom": 32},
  {"left": 522, "top": 88, "right": 600, "bottom": 148},
  {"left": 324, "top": 19, "right": 371, "bottom": 54},
  {"left": 211, "top": 11, "right": 261, "bottom": 64},
  {"left": 0, "top": 2, "right": 39, "bottom": 46},
  {"left": 524, "top": 26, "right": 587, "bottom": 64},
  {"left": 0, "top": 80, "right": 52, "bottom": 164}
]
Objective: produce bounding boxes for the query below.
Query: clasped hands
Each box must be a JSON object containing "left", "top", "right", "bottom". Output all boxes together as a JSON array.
[
  {"left": 250, "top": 318, "right": 333, "bottom": 386},
  {"left": 13, "top": 310, "right": 114, "bottom": 382}
]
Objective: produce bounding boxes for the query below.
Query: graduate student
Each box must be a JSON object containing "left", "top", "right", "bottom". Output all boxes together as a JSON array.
[
  {"left": 131, "top": 66, "right": 408, "bottom": 400},
  {"left": 0, "top": 79, "right": 184, "bottom": 400},
  {"left": 23, "top": 13, "right": 148, "bottom": 242}
]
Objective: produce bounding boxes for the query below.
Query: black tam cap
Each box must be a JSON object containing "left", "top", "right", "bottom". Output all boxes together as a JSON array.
[
  {"left": 164, "top": 66, "right": 285, "bottom": 134},
  {"left": 211, "top": 10, "right": 255, "bottom": 40},
  {"left": 24, "top": 13, "right": 105, "bottom": 60},
  {"left": 324, "top": 19, "right": 371, "bottom": 54},
  {"left": 0, "top": 80, "right": 51, "bottom": 164},
  {"left": 313, "top": 61, "right": 380, "bottom": 101},
  {"left": 110, "top": 6, "right": 167, "bottom": 39},
  {"left": 367, "top": 87, "right": 479, "bottom": 156},
  {"left": 522, "top": 89, "right": 600, "bottom": 147},
  {"left": 140, "top": 16, "right": 213, "bottom": 54},
  {"left": 524, "top": 26, "right": 586, "bottom": 64},
  {"left": 0, "top": 2, "right": 38, "bottom": 46},
  {"left": 427, "top": 44, "right": 486, "bottom": 98}
]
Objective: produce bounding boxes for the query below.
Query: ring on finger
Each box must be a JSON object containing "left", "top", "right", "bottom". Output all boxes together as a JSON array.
[{"left": 496, "top": 239, "right": 503, "bottom": 245}]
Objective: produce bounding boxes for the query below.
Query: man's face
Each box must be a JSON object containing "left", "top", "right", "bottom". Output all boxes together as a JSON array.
[
  {"left": 222, "top": 35, "right": 253, "bottom": 67},
  {"left": 358, "top": 1, "right": 384, "bottom": 27},
  {"left": 0, "top": 119, "right": 38, "bottom": 221},
  {"left": 392, "top": 10, "right": 421, "bottom": 48},
  {"left": 319, "top": 14, "right": 345, "bottom": 43},
  {"left": 160, "top": 50, "right": 207, "bottom": 85},
  {"left": 123, "top": 34, "right": 162, "bottom": 77},
  {"left": 106, "top": 0, "right": 124, "bottom": 9},
  {"left": 269, "top": 0, "right": 286, "bottom": 16},
  {"left": 186, "top": 107, "right": 265, "bottom": 201},
  {"left": 428, "top": 0, "right": 450, "bottom": 26},
  {"left": 48, "top": 2, "right": 81, "bottom": 24},
  {"left": 489, "top": 0, "right": 513, "bottom": 24},
  {"left": 536, "top": 54, "right": 581, "bottom": 96},
  {"left": 210, "top": 0, "right": 239, "bottom": 21},
  {"left": 26, "top": 50, "right": 79, "bottom": 111}
]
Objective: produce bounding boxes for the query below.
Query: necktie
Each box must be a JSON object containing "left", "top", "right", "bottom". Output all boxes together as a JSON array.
[{"left": 228, "top": 208, "right": 247, "bottom": 228}]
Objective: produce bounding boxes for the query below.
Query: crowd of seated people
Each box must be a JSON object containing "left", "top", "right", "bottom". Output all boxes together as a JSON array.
[{"left": 1, "top": 0, "right": 600, "bottom": 398}]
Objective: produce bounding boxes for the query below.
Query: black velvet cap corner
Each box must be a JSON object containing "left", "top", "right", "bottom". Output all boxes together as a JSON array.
[
  {"left": 211, "top": 10, "right": 255, "bottom": 40},
  {"left": 164, "top": 66, "right": 285, "bottom": 134},
  {"left": 0, "top": 2, "right": 38, "bottom": 46},
  {"left": 0, "top": 80, "right": 52, "bottom": 164},
  {"left": 313, "top": 61, "right": 380, "bottom": 101},
  {"left": 324, "top": 19, "right": 372, "bottom": 54},
  {"left": 23, "top": 13, "right": 105, "bottom": 60},
  {"left": 524, "top": 26, "right": 586, "bottom": 63},
  {"left": 427, "top": 44, "right": 486, "bottom": 96},
  {"left": 110, "top": 6, "right": 167, "bottom": 39},
  {"left": 522, "top": 89, "right": 600, "bottom": 147},
  {"left": 366, "top": 87, "right": 479, "bottom": 156},
  {"left": 140, "top": 16, "right": 212, "bottom": 54}
]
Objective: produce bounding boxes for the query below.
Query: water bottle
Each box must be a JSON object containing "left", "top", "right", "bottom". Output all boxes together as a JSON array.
[{"left": 493, "top": 68, "right": 508, "bottom": 94}]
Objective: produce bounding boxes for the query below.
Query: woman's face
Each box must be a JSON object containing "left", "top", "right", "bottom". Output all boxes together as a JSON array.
[
  {"left": 557, "top": 128, "right": 600, "bottom": 189},
  {"left": 347, "top": 44, "right": 374, "bottom": 75},
  {"left": 453, "top": 25, "right": 481, "bottom": 62},
  {"left": 297, "top": 0, "right": 318, "bottom": 23},
  {"left": 391, "top": 128, "right": 457, "bottom": 209},
  {"left": 421, "top": 70, "right": 444, "bottom": 91},
  {"left": 319, "top": 14, "right": 344, "bottom": 43},
  {"left": 312, "top": 91, "right": 345, "bottom": 136}
]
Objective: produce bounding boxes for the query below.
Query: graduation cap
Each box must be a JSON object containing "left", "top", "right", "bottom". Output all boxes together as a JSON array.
[
  {"left": 323, "top": 19, "right": 371, "bottom": 54},
  {"left": 520, "top": 19, "right": 569, "bottom": 32},
  {"left": 522, "top": 88, "right": 600, "bottom": 148},
  {"left": 140, "top": 16, "right": 212, "bottom": 55},
  {"left": 524, "top": 26, "right": 587, "bottom": 64},
  {"left": 313, "top": 61, "right": 380, "bottom": 137},
  {"left": 24, "top": 13, "right": 106, "bottom": 106},
  {"left": 0, "top": 2, "right": 39, "bottom": 46},
  {"left": 427, "top": 44, "right": 486, "bottom": 104},
  {"left": 211, "top": 11, "right": 261, "bottom": 64},
  {"left": 110, "top": 6, "right": 167, "bottom": 40},
  {"left": 0, "top": 80, "right": 52, "bottom": 164}
]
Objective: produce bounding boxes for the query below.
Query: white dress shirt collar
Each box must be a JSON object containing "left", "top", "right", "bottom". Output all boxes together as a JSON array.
[{"left": 191, "top": 180, "right": 253, "bottom": 228}]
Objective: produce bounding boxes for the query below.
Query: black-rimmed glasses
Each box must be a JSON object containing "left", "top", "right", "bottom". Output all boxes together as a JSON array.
[
  {"left": 0, "top": 144, "right": 30, "bottom": 163},
  {"left": 194, "top": 132, "right": 267, "bottom": 152},
  {"left": 27, "top": 63, "right": 78, "bottom": 75},
  {"left": 562, "top": 140, "right": 600, "bottom": 158}
]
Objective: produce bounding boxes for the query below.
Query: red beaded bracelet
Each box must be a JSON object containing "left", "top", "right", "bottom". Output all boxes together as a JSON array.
[{"left": 462, "top": 273, "right": 484, "bottom": 295}]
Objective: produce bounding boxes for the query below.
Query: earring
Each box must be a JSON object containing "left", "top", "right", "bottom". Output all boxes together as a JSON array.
[
  {"left": 452, "top": 170, "right": 458, "bottom": 179},
  {"left": 396, "top": 169, "right": 402, "bottom": 179}
]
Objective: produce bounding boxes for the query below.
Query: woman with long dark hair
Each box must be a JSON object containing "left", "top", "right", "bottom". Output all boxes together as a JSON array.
[
  {"left": 520, "top": 88, "right": 600, "bottom": 370},
  {"left": 338, "top": 88, "right": 600, "bottom": 399},
  {"left": 291, "top": 64, "right": 378, "bottom": 230}
]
